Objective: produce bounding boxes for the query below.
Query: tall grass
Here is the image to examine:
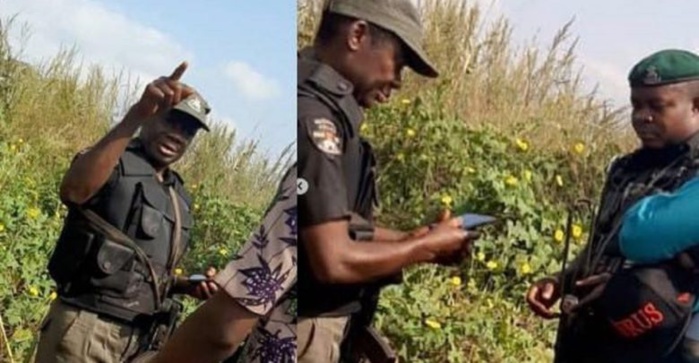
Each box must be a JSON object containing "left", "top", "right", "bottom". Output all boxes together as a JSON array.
[
  {"left": 0, "top": 16, "right": 289, "bottom": 361},
  {"left": 297, "top": 0, "right": 634, "bottom": 152},
  {"left": 298, "top": 1, "right": 636, "bottom": 362},
  {"left": 0, "top": 16, "right": 291, "bottom": 208}
]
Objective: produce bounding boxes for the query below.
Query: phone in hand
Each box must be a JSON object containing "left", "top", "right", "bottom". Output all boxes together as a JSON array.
[
  {"left": 188, "top": 274, "right": 208, "bottom": 283},
  {"left": 459, "top": 213, "right": 498, "bottom": 230}
]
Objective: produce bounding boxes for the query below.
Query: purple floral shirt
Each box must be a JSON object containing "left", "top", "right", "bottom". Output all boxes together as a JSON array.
[{"left": 214, "top": 165, "right": 297, "bottom": 363}]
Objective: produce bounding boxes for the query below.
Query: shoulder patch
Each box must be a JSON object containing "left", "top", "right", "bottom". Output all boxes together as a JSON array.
[{"left": 309, "top": 118, "right": 342, "bottom": 155}]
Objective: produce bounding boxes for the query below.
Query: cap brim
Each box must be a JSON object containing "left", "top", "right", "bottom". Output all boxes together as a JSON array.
[
  {"left": 170, "top": 108, "right": 210, "bottom": 132},
  {"left": 400, "top": 36, "right": 438, "bottom": 78}
]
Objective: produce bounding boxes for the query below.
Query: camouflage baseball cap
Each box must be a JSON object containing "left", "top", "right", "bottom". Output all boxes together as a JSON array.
[
  {"left": 325, "top": 0, "right": 439, "bottom": 78},
  {"left": 171, "top": 92, "right": 211, "bottom": 131}
]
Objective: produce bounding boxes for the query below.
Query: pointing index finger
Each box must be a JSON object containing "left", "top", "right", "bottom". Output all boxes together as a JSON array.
[{"left": 169, "top": 61, "right": 188, "bottom": 81}]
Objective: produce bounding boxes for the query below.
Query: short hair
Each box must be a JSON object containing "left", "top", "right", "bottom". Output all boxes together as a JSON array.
[{"left": 315, "top": 11, "right": 400, "bottom": 48}]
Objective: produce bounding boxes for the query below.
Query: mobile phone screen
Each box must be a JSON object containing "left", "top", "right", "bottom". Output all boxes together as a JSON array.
[
  {"left": 188, "top": 274, "right": 207, "bottom": 283},
  {"left": 460, "top": 213, "right": 498, "bottom": 230}
]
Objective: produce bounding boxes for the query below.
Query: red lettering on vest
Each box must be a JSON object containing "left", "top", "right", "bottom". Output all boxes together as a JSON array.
[
  {"left": 610, "top": 302, "right": 665, "bottom": 339},
  {"left": 643, "top": 302, "right": 664, "bottom": 324}
]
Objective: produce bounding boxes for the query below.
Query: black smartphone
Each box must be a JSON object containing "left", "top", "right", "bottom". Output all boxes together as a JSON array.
[
  {"left": 459, "top": 213, "right": 498, "bottom": 230},
  {"left": 188, "top": 274, "right": 208, "bottom": 283}
]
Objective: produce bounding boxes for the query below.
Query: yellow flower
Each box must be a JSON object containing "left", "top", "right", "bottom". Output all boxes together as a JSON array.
[
  {"left": 465, "top": 167, "right": 476, "bottom": 174},
  {"left": 554, "top": 229, "right": 565, "bottom": 243},
  {"left": 520, "top": 262, "right": 532, "bottom": 275},
  {"left": 486, "top": 260, "right": 498, "bottom": 270},
  {"left": 191, "top": 184, "right": 197, "bottom": 190},
  {"left": 27, "top": 208, "right": 40, "bottom": 219},
  {"left": 10, "top": 144, "right": 16, "bottom": 151},
  {"left": 396, "top": 153, "right": 405, "bottom": 161},
  {"left": 175, "top": 268, "right": 183, "bottom": 276},
  {"left": 572, "top": 224, "right": 583, "bottom": 239},
  {"left": 555, "top": 175, "right": 564, "bottom": 187},
  {"left": 219, "top": 248, "right": 229, "bottom": 256},
  {"left": 476, "top": 251, "right": 486, "bottom": 261},
  {"left": 28, "top": 286, "right": 39, "bottom": 297},
  {"left": 505, "top": 176, "right": 519, "bottom": 186},
  {"left": 425, "top": 319, "right": 441, "bottom": 329},
  {"left": 18, "top": 138, "right": 24, "bottom": 144},
  {"left": 401, "top": 98, "right": 411, "bottom": 105},
  {"left": 49, "top": 292, "right": 57, "bottom": 301},
  {"left": 360, "top": 123, "right": 369, "bottom": 132},
  {"left": 441, "top": 195, "right": 453, "bottom": 207},
  {"left": 515, "top": 138, "right": 529, "bottom": 152},
  {"left": 523, "top": 170, "right": 532, "bottom": 182},
  {"left": 406, "top": 128, "right": 416, "bottom": 137},
  {"left": 0, "top": 224, "right": 4, "bottom": 232},
  {"left": 450, "top": 276, "right": 462, "bottom": 286},
  {"left": 573, "top": 142, "right": 585, "bottom": 155},
  {"left": 194, "top": 204, "right": 200, "bottom": 211}
]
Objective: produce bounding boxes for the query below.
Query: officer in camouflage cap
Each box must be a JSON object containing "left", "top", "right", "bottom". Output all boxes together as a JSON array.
[
  {"left": 298, "top": 1, "right": 478, "bottom": 362},
  {"left": 36, "top": 62, "right": 220, "bottom": 362},
  {"left": 526, "top": 49, "right": 699, "bottom": 363}
]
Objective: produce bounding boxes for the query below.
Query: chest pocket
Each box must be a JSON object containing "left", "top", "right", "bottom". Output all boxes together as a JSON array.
[
  {"left": 133, "top": 182, "right": 193, "bottom": 262},
  {"left": 138, "top": 183, "right": 170, "bottom": 240}
]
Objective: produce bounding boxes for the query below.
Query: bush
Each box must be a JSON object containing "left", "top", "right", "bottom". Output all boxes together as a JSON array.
[
  {"left": 0, "top": 17, "right": 289, "bottom": 361},
  {"left": 298, "top": 0, "right": 634, "bottom": 361}
]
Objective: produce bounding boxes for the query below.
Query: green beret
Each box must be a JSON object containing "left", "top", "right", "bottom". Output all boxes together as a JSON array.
[{"left": 628, "top": 49, "right": 699, "bottom": 87}]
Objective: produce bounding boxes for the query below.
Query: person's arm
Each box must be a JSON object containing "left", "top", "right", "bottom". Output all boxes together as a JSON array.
[
  {"left": 374, "top": 210, "right": 456, "bottom": 242},
  {"left": 619, "top": 177, "right": 699, "bottom": 263},
  {"left": 60, "top": 62, "right": 192, "bottom": 205},
  {"left": 302, "top": 220, "right": 469, "bottom": 284},
  {"left": 148, "top": 292, "right": 259, "bottom": 363},
  {"left": 373, "top": 227, "right": 409, "bottom": 242},
  {"left": 298, "top": 114, "right": 472, "bottom": 284}
]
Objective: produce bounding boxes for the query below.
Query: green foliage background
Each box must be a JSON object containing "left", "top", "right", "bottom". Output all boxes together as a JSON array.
[
  {"left": 298, "top": 0, "right": 636, "bottom": 362},
  {"left": 0, "top": 18, "right": 292, "bottom": 362}
]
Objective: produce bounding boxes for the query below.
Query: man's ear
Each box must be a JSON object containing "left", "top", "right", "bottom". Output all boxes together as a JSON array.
[
  {"left": 345, "top": 20, "right": 370, "bottom": 52},
  {"left": 692, "top": 95, "right": 699, "bottom": 115}
]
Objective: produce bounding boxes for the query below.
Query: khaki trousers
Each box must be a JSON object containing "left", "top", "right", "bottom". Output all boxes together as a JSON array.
[
  {"left": 34, "top": 299, "right": 145, "bottom": 363},
  {"left": 297, "top": 316, "right": 350, "bottom": 363}
]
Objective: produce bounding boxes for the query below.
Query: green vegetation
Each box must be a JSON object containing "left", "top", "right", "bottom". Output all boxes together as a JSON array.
[
  {"left": 0, "top": 17, "right": 292, "bottom": 362},
  {"left": 299, "top": 0, "right": 635, "bottom": 361}
]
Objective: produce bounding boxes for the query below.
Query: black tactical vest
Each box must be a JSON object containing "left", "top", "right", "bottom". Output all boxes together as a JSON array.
[
  {"left": 47, "top": 141, "right": 193, "bottom": 322},
  {"left": 556, "top": 134, "right": 699, "bottom": 363},
  {"left": 297, "top": 49, "right": 380, "bottom": 317},
  {"left": 583, "top": 137, "right": 699, "bottom": 278}
]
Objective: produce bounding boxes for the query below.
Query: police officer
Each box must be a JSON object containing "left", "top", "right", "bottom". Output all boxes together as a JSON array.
[
  {"left": 526, "top": 49, "right": 699, "bottom": 363},
  {"left": 35, "top": 62, "right": 219, "bottom": 363},
  {"left": 298, "top": 1, "right": 479, "bottom": 362}
]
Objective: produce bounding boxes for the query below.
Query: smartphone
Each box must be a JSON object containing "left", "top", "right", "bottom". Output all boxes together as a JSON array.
[
  {"left": 188, "top": 274, "right": 208, "bottom": 283},
  {"left": 459, "top": 213, "right": 498, "bottom": 230}
]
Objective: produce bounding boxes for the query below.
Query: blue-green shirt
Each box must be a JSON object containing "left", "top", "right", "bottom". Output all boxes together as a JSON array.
[{"left": 619, "top": 176, "right": 699, "bottom": 312}]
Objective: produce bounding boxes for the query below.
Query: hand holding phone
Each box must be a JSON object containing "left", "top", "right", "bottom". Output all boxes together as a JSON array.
[
  {"left": 188, "top": 274, "right": 208, "bottom": 283},
  {"left": 185, "top": 271, "right": 219, "bottom": 300}
]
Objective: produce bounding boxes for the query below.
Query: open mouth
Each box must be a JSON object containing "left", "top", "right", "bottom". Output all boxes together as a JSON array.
[{"left": 157, "top": 135, "right": 183, "bottom": 157}]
